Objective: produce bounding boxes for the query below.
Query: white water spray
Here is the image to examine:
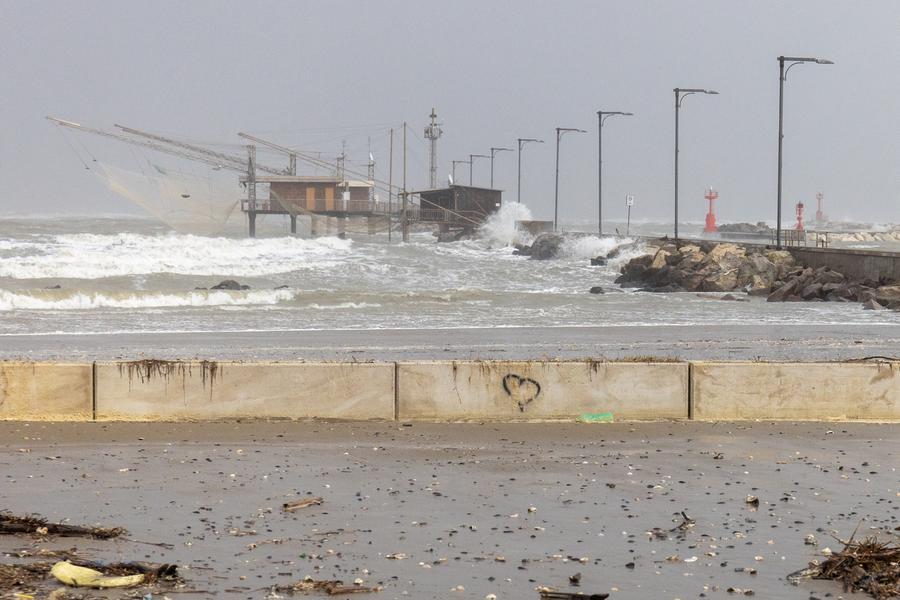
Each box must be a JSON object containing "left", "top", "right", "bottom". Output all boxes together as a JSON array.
[{"left": 477, "top": 203, "right": 535, "bottom": 247}]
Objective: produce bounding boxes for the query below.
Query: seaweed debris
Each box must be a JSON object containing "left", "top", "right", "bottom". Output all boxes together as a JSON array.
[
  {"left": 789, "top": 535, "right": 900, "bottom": 599},
  {"left": 0, "top": 513, "right": 126, "bottom": 539}
]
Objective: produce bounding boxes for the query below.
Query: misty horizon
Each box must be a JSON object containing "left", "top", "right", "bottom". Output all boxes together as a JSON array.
[{"left": 1, "top": 0, "right": 898, "bottom": 226}]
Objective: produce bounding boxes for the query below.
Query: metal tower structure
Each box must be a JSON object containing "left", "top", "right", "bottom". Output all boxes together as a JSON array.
[
  {"left": 423, "top": 107, "right": 443, "bottom": 188},
  {"left": 815, "top": 192, "right": 825, "bottom": 222}
]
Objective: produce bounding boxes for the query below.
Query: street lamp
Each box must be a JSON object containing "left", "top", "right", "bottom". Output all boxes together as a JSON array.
[
  {"left": 776, "top": 56, "right": 833, "bottom": 249},
  {"left": 516, "top": 138, "right": 543, "bottom": 204},
  {"left": 554, "top": 127, "right": 587, "bottom": 231},
  {"left": 674, "top": 88, "right": 718, "bottom": 241},
  {"left": 469, "top": 153, "right": 489, "bottom": 186},
  {"left": 597, "top": 110, "right": 633, "bottom": 236},
  {"left": 489, "top": 147, "right": 513, "bottom": 188},
  {"left": 451, "top": 159, "right": 470, "bottom": 185}
]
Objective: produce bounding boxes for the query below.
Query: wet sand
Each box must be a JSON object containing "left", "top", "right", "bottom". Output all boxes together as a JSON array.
[
  {"left": 1, "top": 421, "right": 897, "bottom": 599},
  {"left": 3, "top": 322, "right": 900, "bottom": 361}
]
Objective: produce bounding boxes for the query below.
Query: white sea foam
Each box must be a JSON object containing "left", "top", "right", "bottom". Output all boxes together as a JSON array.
[
  {"left": 477, "top": 203, "right": 535, "bottom": 247},
  {"left": 0, "top": 288, "right": 296, "bottom": 311},
  {"left": 561, "top": 235, "right": 635, "bottom": 259},
  {"left": 307, "top": 302, "right": 382, "bottom": 310},
  {"left": 0, "top": 233, "right": 354, "bottom": 279}
]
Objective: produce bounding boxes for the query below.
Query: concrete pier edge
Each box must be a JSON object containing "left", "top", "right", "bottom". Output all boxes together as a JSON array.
[{"left": 1, "top": 359, "right": 898, "bottom": 422}]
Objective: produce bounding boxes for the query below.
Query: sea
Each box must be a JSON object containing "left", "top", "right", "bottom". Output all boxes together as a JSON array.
[{"left": 0, "top": 206, "right": 896, "bottom": 346}]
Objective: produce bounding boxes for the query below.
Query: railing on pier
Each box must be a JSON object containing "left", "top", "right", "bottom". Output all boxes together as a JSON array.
[
  {"left": 768, "top": 229, "right": 831, "bottom": 248},
  {"left": 242, "top": 199, "right": 485, "bottom": 227}
]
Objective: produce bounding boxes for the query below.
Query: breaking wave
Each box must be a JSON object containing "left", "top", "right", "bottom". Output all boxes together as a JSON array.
[
  {"left": 0, "top": 233, "right": 354, "bottom": 279},
  {"left": 0, "top": 288, "right": 297, "bottom": 311}
]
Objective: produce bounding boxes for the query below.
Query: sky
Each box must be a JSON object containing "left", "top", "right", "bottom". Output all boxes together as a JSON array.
[{"left": 1, "top": 0, "right": 898, "bottom": 225}]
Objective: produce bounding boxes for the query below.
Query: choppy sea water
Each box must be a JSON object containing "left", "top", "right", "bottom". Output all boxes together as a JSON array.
[{"left": 0, "top": 208, "right": 896, "bottom": 338}]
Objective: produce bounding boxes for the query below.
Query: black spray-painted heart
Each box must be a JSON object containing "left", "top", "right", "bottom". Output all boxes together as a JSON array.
[{"left": 502, "top": 374, "right": 542, "bottom": 412}]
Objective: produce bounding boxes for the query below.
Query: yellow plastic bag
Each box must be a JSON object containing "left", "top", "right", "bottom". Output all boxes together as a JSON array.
[{"left": 50, "top": 561, "right": 145, "bottom": 588}]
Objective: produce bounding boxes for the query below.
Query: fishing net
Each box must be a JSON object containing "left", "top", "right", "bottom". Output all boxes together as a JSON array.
[{"left": 94, "top": 161, "right": 239, "bottom": 235}]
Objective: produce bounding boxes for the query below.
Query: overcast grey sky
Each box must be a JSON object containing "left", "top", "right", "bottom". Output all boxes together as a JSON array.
[{"left": 1, "top": 0, "right": 898, "bottom": 224}]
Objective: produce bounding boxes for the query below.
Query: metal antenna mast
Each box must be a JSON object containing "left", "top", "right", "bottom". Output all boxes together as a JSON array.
[{"left": 423, "top": 107, "right": 443, "bottom": 188}]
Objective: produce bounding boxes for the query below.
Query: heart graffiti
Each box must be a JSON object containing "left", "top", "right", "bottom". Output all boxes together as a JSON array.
[{"left": 502, "top": 374, "right": 542, "bottom": 412}]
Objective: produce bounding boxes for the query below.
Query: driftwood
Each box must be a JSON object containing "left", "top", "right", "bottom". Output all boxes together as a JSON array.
[
  {"left": 0, "top": 513, "right": 126, "bottom": 539},
  {"left": 538, "top": 590, "right": 609, "bottom": 600},
  {"left": 282, "top": 497, "right": 323, "bottom": 513},
  {"left": 275, "top": 578, "right": 380, "bottom": 595}
]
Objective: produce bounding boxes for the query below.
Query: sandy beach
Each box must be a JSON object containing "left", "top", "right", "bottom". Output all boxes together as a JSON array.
[{"left": 1, "top": 421, "right": 897, "bottom": 598}]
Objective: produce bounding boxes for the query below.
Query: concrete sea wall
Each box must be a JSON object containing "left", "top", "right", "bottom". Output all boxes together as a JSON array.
[
  {"left": 94, "top": 361, "right": 394, "bottom": 421},
  {"left": 397, "top": 361, "right": 687, "bottom": 421},
  {"left": 0, "top": 362, "right": 93, "bottom": 420},
  {"left": 691, "top": 361, "right": 900, "bottom": 421},
  {"left": 1, "top": 359, "right": 898, "bottom": 422},
  {"left": 788, "top": 247, "right": 900, "bottom": 283}
]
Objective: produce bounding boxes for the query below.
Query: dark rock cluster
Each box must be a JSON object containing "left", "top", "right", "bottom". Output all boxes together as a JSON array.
[{"left": 615, "top": 242, "right": 900, "bottom": 309}]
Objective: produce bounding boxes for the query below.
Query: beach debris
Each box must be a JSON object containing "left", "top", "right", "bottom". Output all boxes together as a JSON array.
[
  {"left": 274, "top": 576, "right": 381, "bottom": 595},
  {"left": 0, "top": 513, "right": 126, "bottom": 539},
  {"left": 537, "top": 587, "right": 609, "bottom": 599},
  {"left": 283, "top": 497, "right": 324, "bottom": 513},
  {"left": 51, "top": 561, "right": 145, "bottom": 588},
  {"left": 568, "top": 572, "right": 581, "bottom": 586},
  {"left": 788, "top": 535, "right": 900, "bottom": 599},
  {"left": 2, "top": 560, "right": 178, "bottom": 595},
  {"left": 745, "top": 495, "right": 760, "bottom": 507},
  {"left": 578, "top": 412, "right": 614, "bottom": 423}
]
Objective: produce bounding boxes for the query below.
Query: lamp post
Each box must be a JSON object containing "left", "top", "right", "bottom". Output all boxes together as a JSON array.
[
  {"left": 516, "top": 138, "right": 543, "bottom": 204},
  {"left": 776, "top": 56, "right": 833, "bottom": 249},
  {"left": 554, "top": 127, "right": 587, "bottom": 232},
  {"left": 674, "top": 88, "right": 718, "bottom": 241},
  {"left": 451, "top": 159, "right": 470, "bottom": 185},
  {"left": 469, "top": 153, "right": 489, "bottom": 186},
  {"left": 489, "top": 147, "right": 513, "bottom": 188},
  {"left": 597, "top": 110, "right": 633, "bottom": 237}
]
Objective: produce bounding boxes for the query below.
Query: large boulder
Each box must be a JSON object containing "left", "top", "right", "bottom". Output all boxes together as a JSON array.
[
  {"left": 649, "top": 250, "right": 671, "bottom": 270},
  {"left": 703, "top": 243, "right": 746, "bottom": 269},
  {"left": 813, "top": 268, "right": 845, "bottom": 285},
  {"left": 874, "top": 285, "right": 900, "bottom": 307},
  {"left": 529, "top": 233, "right": 564, "bottom": 260},
  {"left": 699, "top": 269, "right": 739, "bottom": 292},
  {"left": 862, "top": 298, "right": 885, "bottom": 310},
  {"left": 747, "top": 274, "right": 773, "bottom": 296},
  {"left": 675, "top": 246, "right": 706, "bottom": 270},
  {"left": 800, "top": 282, "right": 824, "bottom": 300},
  {"left": 615, "top": 254, "right": 654, "bottom": 286},
  {"left": 763, "top": 250, "right": 796, "bottom": 277},
  {"left": 737, "top": 253, "right": 777, "bottom": 289},
  {"left": 767, "top": 279, "right": 799, "bottom": 302}
]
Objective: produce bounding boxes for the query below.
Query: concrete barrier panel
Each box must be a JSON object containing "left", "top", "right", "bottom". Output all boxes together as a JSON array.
[
  {"left": 95, "top": 361, "right": 394, "bottom": 420},
  {"left": 0, "top": 362, "right": 93, "bottom": 420},
  {"left": 691, "top": 362, "right": 900, "bottom": 421},
  {"left": 397, "top": 361, "right": 688, "bottom": 421}
]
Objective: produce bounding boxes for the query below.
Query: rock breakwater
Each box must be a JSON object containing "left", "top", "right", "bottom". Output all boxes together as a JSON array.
[{"left": 615, "top": 241, "right": 900, "bottom": 309}]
